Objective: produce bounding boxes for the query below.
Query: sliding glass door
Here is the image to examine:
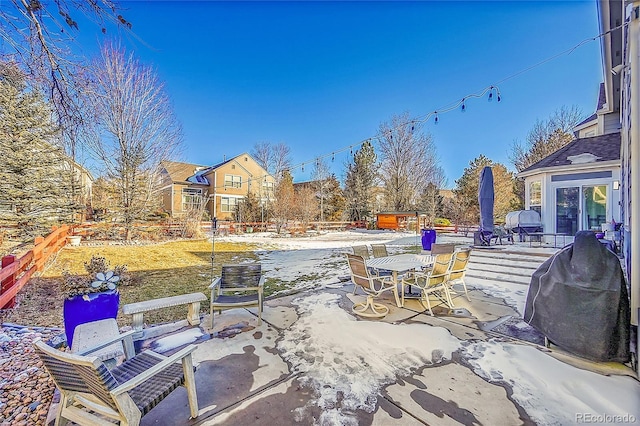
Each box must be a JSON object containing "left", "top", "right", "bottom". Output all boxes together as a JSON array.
[
  {"left": 555, "top": 185, "right": 608, "bottom": 236},
  {"left": 583, "top": 185, "right": 607, "bottom": 230},
  {"left": 556, "top": 187, "right": 579, "bottom": 235}
]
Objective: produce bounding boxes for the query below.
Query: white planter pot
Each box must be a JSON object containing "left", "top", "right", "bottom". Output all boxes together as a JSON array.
[{"left": 67, "top": 236, "right": 82, "bottom": 246}]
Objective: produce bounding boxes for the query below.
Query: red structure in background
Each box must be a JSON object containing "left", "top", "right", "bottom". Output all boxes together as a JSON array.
[{"left": 0, "top": 225, "right": 72, "bottom": 309}]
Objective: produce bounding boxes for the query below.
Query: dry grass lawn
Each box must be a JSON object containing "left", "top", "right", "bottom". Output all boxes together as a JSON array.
[{"left": 0, "top": 239, "right": 260, "bottom": 328}]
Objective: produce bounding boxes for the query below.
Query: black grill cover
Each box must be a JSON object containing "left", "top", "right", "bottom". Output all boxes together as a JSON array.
[{"left": 524, "top": 231, "right": 630, "bottom": 362}]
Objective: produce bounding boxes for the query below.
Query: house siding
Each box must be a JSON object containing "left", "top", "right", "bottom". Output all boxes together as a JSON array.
[
  {"left": 603, "top": 111, "right": 622, "bottom": 134},
  {"left": 202, "top": 154, "right": 275, "bottom": 221},
  {"left": 524, "top": 165, "right": 621, "bottom": 241}
]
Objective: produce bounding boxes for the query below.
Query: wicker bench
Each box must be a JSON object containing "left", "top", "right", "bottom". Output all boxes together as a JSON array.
[{"left": 123, "top": 292, "right": 207, "bottom": 333}]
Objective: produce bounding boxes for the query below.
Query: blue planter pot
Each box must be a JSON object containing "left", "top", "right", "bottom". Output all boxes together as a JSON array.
[{"left": 63, "top": 290, "right": 119, "bottom": 347}]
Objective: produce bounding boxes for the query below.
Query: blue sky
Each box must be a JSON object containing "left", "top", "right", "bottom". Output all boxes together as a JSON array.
[{"left": 75, "top": 1, "right": 602, "bottom": 188}]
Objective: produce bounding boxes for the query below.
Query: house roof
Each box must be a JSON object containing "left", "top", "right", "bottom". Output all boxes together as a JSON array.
[
  {"left": 161, "top": 161, "right": 209, "bottom": 184},
  {"left": 574, "top": 83, "right": 606, "bottom": 129},
  {"left": 519, "top": 132, "right": 621, "bottom": 174}
]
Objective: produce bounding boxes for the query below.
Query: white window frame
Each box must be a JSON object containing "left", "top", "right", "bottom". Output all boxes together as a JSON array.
[
  {"left": 224, "top": 174, "right": 242, "bottom": 189},
  {"left": 182, "top": 188, "right": 202, "bottom": 211},
  {"left": 221, "top": 196, "right": 241, "bottom": 212}
]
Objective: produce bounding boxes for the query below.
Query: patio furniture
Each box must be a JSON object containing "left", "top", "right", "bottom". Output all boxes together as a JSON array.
[
  {"left": 210, "top": 263, "right": 264, "bottom": 328},
  {"left": 33, "top": 332, "right": 198, "bottom": 425},
  {"left": 447, "top": 248, "right": 472, "bottom": 303},
  {"left": 371, "top": 244, "right": 389, "bottom": 258},
  {"left": 123, "top": 292, "right": 207, "bottom": 336},
  {"left": 71, "top": 318, "right": 129, "bottom": 369},
  {"left": 401, "top": 252, "right": 455, "bottom": 315},
  {"left": 430, "top": 243, "right": 456, "bottom": 255},
  {"left": 490, "top": 226, "right": 514, "bottom": 245},
  {"left": 346, "top": 253, "right": 400, "bottom": 318},
  {"left": 352, "top": 245, "right": 370, "bottom": 258},
  {"left": 366, "top": 254, "right": 433, "bottom": 303}
]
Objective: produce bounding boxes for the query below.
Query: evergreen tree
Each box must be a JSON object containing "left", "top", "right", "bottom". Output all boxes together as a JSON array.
[
  {"left": 0, "top": 63, "right": 74, "bottom": 237},
  {"left": 452, "top": 155, "right": 517, "bottom": 226},
  {"left": 343, "top": 141, "right": 377, "bottom": 221},
  {"left": 323, "top": 174, "right": 346, "bottom": 221}
]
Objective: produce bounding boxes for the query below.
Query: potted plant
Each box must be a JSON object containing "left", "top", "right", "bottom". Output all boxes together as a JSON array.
[{"left": 61, "top": 255, "right": 130, "bottom": 347}]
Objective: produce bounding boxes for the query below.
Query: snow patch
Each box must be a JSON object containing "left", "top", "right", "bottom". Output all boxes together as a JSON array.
[{"left": 278, "top": 293, "right": 460, "bottom": 425}]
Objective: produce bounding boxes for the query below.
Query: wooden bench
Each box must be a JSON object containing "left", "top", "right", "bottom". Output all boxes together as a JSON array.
[{"left": 122, "top": 292, "right": 207, "bottom": 333}]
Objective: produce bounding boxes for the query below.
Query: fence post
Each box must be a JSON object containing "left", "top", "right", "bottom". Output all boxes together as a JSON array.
[{"left": 1, "top": 255, "right": 17, "bottom": 308}]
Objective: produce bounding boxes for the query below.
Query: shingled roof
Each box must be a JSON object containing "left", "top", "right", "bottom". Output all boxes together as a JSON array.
[
  {"left": 519, "top": 132, "right": 621, "bottom": 174},
  {"left": 574, "top": 83, "right": 606, "bottom": 129},
  {"left": 161, "top": 160, "right": 209, "bottom": 184}
]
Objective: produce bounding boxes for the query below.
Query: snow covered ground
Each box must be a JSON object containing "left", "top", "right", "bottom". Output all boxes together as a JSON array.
[{"left": 204, "top": 229, "right": 639, "bottom": 425}]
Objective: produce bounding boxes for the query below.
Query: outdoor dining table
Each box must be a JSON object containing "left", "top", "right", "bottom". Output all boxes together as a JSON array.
[{"left": 366, "top": 254, "right": 433, "bottom": 301}]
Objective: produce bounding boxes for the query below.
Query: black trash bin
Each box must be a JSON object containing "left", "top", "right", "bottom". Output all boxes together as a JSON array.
[{"left": 421, "top": 229, "right": 436, "bottom": 250}]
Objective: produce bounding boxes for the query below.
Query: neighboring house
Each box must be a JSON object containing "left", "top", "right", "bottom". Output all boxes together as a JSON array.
[
  {"left": 159, "top": 154, "right": 275, "bottom": 221},
  {"left": 597, "top": 0, "right": 639, "bottom": 346}
]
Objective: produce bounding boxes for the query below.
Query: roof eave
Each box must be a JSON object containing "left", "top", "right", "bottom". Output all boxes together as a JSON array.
[{"left": 517, "top": 159, "right": 621, "bottom": 178}]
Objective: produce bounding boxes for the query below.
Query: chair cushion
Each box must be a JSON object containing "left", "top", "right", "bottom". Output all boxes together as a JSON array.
[
  {"left": 213, "top": 294, "right": 259, "bottom": 305},
  {"left": 111, "top": 352, "right": 185, "bottom": 416}
]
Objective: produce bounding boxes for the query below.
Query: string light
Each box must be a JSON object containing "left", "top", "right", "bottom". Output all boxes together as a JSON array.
[
  {"left": 461, "top": 98, "right": 466, "bottom": 112},
  {"left": 206, "top": 24, "right": 623, "bottom": 191}
]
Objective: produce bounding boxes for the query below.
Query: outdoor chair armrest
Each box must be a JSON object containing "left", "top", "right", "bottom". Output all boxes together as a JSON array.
[
  {"left": 76, "top": 330, "right": 137, "bottom": 360},
  {"left": 208, "top": 277, "right": 221, "bottom": 291},
  {"left": 110, "top": 344, "right": 197, "bottom": 395}
]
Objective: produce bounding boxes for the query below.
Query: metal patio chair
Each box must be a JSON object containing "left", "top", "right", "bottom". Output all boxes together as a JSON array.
[
  {"left": 401, "top": 252, "right": 454, "bottom": 315},
  {"left": 346, "top": 253, "right": 400, "bottom": 318},
  {"left": 447, "top": 248, "right": 472, "bottom": 303},
  {"left": 371, "top": 244, "right": 389, "bottom": 258},
  {"left": 210, "top": 263, "right": 264, "bottom": 328}
]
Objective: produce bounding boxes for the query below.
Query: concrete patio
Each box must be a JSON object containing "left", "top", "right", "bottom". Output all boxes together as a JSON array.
[{"left": 51, "top": 245, "right": 634, "bottom": 426}]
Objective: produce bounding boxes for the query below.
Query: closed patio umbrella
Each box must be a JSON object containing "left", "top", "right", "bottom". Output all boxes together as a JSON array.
[{"left": 478, "top": 166, "right": 494, "bottom": 244}]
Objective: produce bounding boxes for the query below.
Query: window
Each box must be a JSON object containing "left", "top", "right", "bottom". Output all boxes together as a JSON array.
[
  {"left": 224, "top": 174, "right": 242, "bottom": 188},
  {"left": 529, "top": 181, "right": 541, "bottom": 216},
  {"left": 221, "top": 196, "right": 240, "bottom": 212},
  {"left": 262, "top": 180, "right": 274, "bottom": 197},
  {"left": 182, "top": 188, "right": 202, "bottom": 211}
]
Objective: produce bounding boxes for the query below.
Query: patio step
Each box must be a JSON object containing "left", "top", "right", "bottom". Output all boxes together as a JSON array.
[{"left": 466, "top": 248, "right": 550, "bottom": 286}]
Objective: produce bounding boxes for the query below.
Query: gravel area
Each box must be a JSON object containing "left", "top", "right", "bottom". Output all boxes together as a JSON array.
[{"left": 0, "top": 324, "right": 62, "bottom": 425}]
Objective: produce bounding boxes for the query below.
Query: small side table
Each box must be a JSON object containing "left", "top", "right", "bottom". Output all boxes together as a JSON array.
[{"left": 71, "top": 318, "right": 124, "bottom": 368}]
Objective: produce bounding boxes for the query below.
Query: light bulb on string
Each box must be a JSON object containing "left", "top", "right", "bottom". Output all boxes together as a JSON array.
[
  {"left": 488, "top": 88, "right": 493, "bottom": 102},
  {"left": 331, "top": 153, "right": 335, "bottom": 162},
  {"left": 434, "top": 112, "right": 439, "bottom": 124},
  {"left": 461, "top": 99, "right": 466, "bottom": 112},
  {"left": 301, "top": 164, "right": 304, "bottom": 172}
]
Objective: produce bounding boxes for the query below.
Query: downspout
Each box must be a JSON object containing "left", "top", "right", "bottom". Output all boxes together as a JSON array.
[{"left": 628, "top": 1, "right": 640, "bottom": 377}]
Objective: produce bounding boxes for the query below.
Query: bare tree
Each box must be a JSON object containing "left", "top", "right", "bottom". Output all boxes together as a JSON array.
[
  {"left": 510, "top": 105, "right": 584, "bottom": 172},
  {"left": 294, "top": 185, "right": 317, "bottom": 232},
  {"left": 84, "top": 42, "right": 182, "bottom": 240},
  {"left": 311, "top": 157, "right": 331, "bottom": 228},
  {"left": 272, "top": 170, "right": 295, "bottom": 234},
  {"left": 251, "top": 141, "right": 292, "bottom": 181},
  {"left": 377, "top": 112, "right": 445, "bottom": 211},
  {"left": 0, "top": 1, "right": 131, "bottom": 153}
]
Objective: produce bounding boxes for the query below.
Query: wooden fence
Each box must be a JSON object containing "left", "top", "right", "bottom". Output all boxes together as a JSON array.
[{"left": 0, "top": 225, "right": 70, "bottom": 309}]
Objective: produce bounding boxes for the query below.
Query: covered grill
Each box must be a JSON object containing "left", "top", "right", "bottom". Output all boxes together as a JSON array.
[{"left": 504, "top": 210, "right": 542, "bottom": 241}]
